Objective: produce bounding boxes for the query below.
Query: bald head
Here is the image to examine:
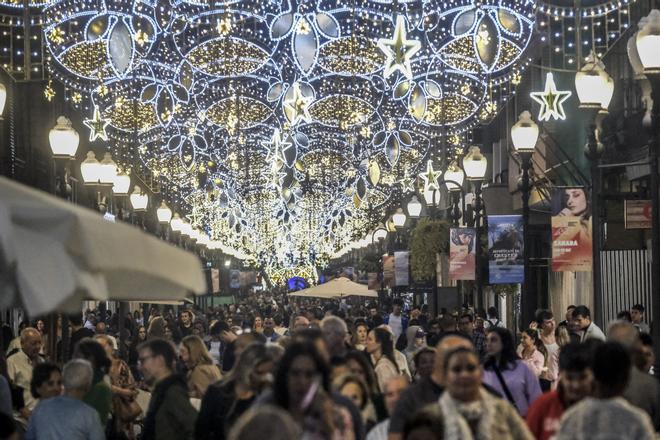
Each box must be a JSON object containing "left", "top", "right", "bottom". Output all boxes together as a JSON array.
[
  {"left": 20, "top": 327, "right": 42, "bottom": 358},
  {"left": 608, "top": 320, "right": 640, "bottom": 351},
  {"left": 432, "top": 335, "right": 473, "bottom": 385}
]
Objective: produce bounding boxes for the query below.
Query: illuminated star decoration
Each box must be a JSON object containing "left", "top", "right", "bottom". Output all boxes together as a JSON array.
[
  {"left": 419, "top": 160, "right": 442, "bottom": 191},
  {"left": 83, "top": 105, "right": 110, "bottom": 142},
  {"left": 530, "top": 72, "right": 572, "bottom": 121},
  {"left": 283, "top": 83, "right": 313, "bottom": 126},
  {"left": 261, "top": 128, "right": 284, "bottom": 162},
  {"left": 377, "top": 16, "right": 421, "bottom": 80},
  {"left": 397, "top": 173, "right": 417, "bottom": 194}
]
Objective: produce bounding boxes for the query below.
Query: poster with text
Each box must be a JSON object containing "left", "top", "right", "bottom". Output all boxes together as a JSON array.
[
  {"left": 449, "top": 228, "right": 476, "bottom": 280},
  {"left": 394, "top": 251, "right": 409, "bottom": 286},
  {"left": 488, "top": 215, "right": 524, "bottom": 283},
  {"left": 367, "top": 272, "right": 379, "bottom": 290},
  {"left": 551, "top": 187, "right": 592, "bottom": 272}
]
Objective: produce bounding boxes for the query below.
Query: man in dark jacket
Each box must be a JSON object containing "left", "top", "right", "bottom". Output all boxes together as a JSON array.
[{"left": 139, "top": 338, "right": 197, "bottom": 440}]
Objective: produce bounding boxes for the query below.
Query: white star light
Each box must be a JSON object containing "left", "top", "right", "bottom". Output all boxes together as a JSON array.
[
  {"left": 83, "top": 105, "right": 110, "bottom": 142},
  {"left": 419, "top": 160, "right": 442, "bottom": 191},
  {"left": 377, "top": 16, "right": 421, "bottom": 80},
  {"left": 530, "top": 72, "right": 572, "bottom": 121},
  {"left": 283, "top": 83, "right": 313, "bottom": 126}
]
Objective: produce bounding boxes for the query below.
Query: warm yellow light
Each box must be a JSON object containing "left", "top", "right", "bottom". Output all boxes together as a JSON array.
[
  {"left": 636, "top": 9, "right": 660, "bottom": 74},
  {"left": 49, "top": 116, "right": 79, "bottom": 159},
  {"left": 574, "top": 52, "right": 614, "bottom": 110},
  {"left": 392, "top": 208, "right": 407, "bottom": 227},
  {"left": 129, "top": 185, "right": 148, "bottom": 212},
  {"left": 156, "top": 201, "right": 173, "bottom": 224},
  {"left": 510, "top": 110, "right": 539, "bottom": 153},
  {"left": 80, "top": 151, "right": 102, "bottom": 185},
  {"left": 463, "top": 146, "right": 488, "bottom": 180}
]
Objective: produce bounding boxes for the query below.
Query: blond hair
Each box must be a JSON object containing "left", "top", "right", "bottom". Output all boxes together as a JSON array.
[{"left": 181, "top": 335, "right": 214, "bottom": 367}]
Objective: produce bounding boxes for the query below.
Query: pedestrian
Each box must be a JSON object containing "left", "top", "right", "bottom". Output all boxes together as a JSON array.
[
  {"left": 227, "top": 405, "right": 301, "bottom": 440},
  {"left": 139, "top": 338, "right": 198, "bottom": 440},
  {"left": 334, "top": 373, "right": 377, "bottom": 430},
  {"left": 29, "top": 362, "right": 62, "bottom": 403},
  {"left": 458, "top": 314, "right": 486, "bottom": 360},
  {"left": 631, "top": 304, "right": 650, "bottom": 334},
  {"left": 484, "top": 306, "right": 505, "bottom": 328},
  {"left": 195, "top": 343, "right": 275, "bottom": 440},
  {"left": 25, "top": 359, "right": 105, "bottom": 440},
  {"left": 402, "top": 326, "right": 426, "bottom": 376},
  {"left": 366, "top": 328, "right": 401, "bottom": 392},
  {"left": 482, "top": 327, "right": 541, "bottom": 417},
  {"left": 555, "top": 342, "right": 655, "bottom": 440},
  {"left": 180, "top": 335, "right": 222, "bottom": 398},
  {"left": 366, "top": 375, "right": 409, "bottom": 440},
  {"left": 353, "top": 321, "right": 369, "bottom": 351},
  {"left": 73, "top": 338, "right": 113, "bottom": 428},
  {"left": 535, "top": 310, "right": 561, "bottom": 389},
  {"left": 321, "top": 315, "right": 349, "bottom": 359},
  {"left": 384, "top": 299, "right": 408, "bottom": 342},
  {"left": 438, "top": 346, "right": 533, "bottom": 439},
  {"left": 7, "top": 328, "right": 44, "bottom": 418},
  {"left": 411, "top": 347, "right": 435, "bottom": 382},
  {"left": 526, "top": 342, "right": 596, "bottom": 440},
  {"left": 572, "top": 305, "right": 606, "bottom": 341},
  {"left": 517, "top": 329, "right": 547, "bottom": 378}
]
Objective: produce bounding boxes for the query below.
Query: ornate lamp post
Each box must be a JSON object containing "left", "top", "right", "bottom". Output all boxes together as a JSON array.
[
  {"left": 510, "top": 110, "right": 540, "bottom": 326},
  {"left": 629, "top": 9, "right": 660, "bottom": 363},
  {"left": 574, "top": 52, "right": 614, "bottom": 326},
  {"left": 48, "top": 116, "right": 79, "bottom": 199},
  {"left": 463, "top": 146, "right": 488, "bottom": 309}
]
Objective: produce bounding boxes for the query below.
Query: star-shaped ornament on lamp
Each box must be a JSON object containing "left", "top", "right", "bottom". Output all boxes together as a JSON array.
[
  {"left": 377, "top": 16, "right": 421, "bottom": 80},
  {"left": 419, "top": 160, "right": 441, "bottom": 191},
  {"left": 283, "top": 83, "right": 313, "bottom": 126},
  {"left": 83, "top": 105, "right": 111, "bottom": 142},
  {"left": 530, "top": 72, "right": 572, "bottom": 121}
]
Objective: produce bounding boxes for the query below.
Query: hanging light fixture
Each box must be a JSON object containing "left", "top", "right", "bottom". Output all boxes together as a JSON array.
[
  {"left": 407, "top": 195, "right": 422, "bottom": 218},
  {"left": 510, "top": 111, "right": 540, "bottom": 153},
  {"left": 112, "top": 170, "right": 131, "bottom": 196},
  {"left": 574, "top": 52, "right": 615, "bottom": 111},
  {"left": 99, "top": 152, "right": 118, "bottom": 186},
  {"left": 156, "top": 201, "right": 173, "bottom": 224},
  {"left": 129, "top": 185, "right": 148, "bottom": 212},
  {"left": 49, "top": 116, "right": 79, "bottom": 159},
  {"left": 635, "top": 9, "right": 660, "bottom": 74},
  {"left": 463, "top": 146, "right": 488, "bottom": 181},
  {"left": 444, "top": 161, "right": 465, "bottom": 191},
  {"left": 80, "top": 151, "right": 102, "bottom": 185},
  {"left": 392, "top": 208, "right": 407, "bottom": 227}
]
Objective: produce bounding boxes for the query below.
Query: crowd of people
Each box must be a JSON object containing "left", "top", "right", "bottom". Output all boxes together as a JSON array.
[{"left": 0, "top": 290, "right": 658, "bottom": 440}]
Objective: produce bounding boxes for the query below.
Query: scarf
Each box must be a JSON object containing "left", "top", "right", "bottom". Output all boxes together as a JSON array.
[
  {"left": 439, "top": 387, "right": 496, "bottom": 440},
  {"left": 141, "top": 374, "right": 187, "bottom": 440}
]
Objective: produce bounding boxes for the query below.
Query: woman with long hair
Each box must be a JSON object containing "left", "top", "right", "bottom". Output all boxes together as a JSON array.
[
  {"left": 333, "top": 374, "right": 376, "bottom": 431},
  {"left": 352, "top": 322, "right": 369, "bottom": 351},
  {"left": 180, "top": 335, "right": 222, "bottom": 398},
  {"left": 147, "top": 316, "right": 166, "bottom": 339},
  {"left": 73, "top": 338, "right": 113, "bottom": 427},
  {"left": 366, "top": 328, "right": 401, "bottom": 393},
  {"left": 482, "top": 327, "right": 541, "bottom": 417},
  {"left": 439, "top": 346, "right": 533, "bottom": 439},
  {"left": 517, "top": 329, "right": 547, "bottom": 378},
  {"left": 195, "top": 343, "right": 275, "bottom": 440},
  {"left": 96, "top": 334, "right": 140, "bottom": 438}
]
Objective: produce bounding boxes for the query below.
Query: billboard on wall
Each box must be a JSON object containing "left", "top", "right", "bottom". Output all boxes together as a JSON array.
[
  {"left": 383, "top": 255, "right": 395, "bottom": 288},
  {"left": 449, "top": 228, "right": 476, "bottom": 280},
  {"left": 394, "top": 251, "right": 409, "bottom": 286},
  {"left": 551, "top": 187, "right": 593, "bottom": 272},
  {"left": 488, "top": 215, "right": 524, "bottom": 284}
]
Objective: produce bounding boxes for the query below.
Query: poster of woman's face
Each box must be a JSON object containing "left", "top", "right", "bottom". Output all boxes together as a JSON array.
[
  {"left": 552, "top": 187, "right": 590, "bottom": 218},
  {"left": 451, "top": 228, "right": 476, "bottom": 252}
]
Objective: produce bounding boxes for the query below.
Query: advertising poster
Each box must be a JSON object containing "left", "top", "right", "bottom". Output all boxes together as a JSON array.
[
  {"left": 487, "top": 215, "right": 524, "bottom": 283},
  {"left": 394, "top": 251, "right": 409, "bottom": 286},
  {"left": 449, "top": 228, "right": 476, "bottom": 280},
  {"left": 211, "top": 268, "right": 220, "bottom": 293},
  {"left": 551, "top": 187, "right": 593, "bottom": 272},
  {"left": 383, "top": 255, "right": 395, "bottom": 288},
  {"left": 229, "top": 270, "right": 241, "bottom": 289},
  {"left": 624, "top": 200, "right": 652, "bottom": 229}
]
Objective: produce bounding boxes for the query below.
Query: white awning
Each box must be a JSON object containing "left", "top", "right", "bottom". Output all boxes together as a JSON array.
[{"left": 288, "top": 276, "right": 378, "bottom": 299}]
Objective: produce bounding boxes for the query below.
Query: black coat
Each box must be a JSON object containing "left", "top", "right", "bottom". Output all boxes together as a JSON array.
[{"left": 194, "top": 379, "right": 254, "bottom": 440}]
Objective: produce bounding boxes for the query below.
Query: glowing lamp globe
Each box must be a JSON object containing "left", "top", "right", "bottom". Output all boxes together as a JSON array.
[
  {"left": 636, "top": 9, "right": 660, "bottom": 74},
  {"left": 444, "top": 161, "right": 465, "bottom": 191},
  {"left": 511, "top": 111, "right": 539, "bottom": 153},
  {"left": 574, "top": 52, "right": 614, "bottom": 110},
  {"left": 129, "top": 185, "right": 148, "bottom": 212},
  {"left": 180, "top": 220, "right": 193, "bottom": 237},
  {"left": 392, "top": 208, "right": 407, "bottom": 227},
  {"left": 112, "top": 170, "right": 131, "bottom": 196},
  {"left": 170, "top": 213, "right": 184, "bottom": 232},
  {"left": 0, "top": 82, "right": 6, "bottom": 117},
  {"left": 463, "top": 147, "right": 488, "bottom": 181},
  {"left": 156, "top": 201, "right": 173, "bottom": 224},
  {"left": 99, "top": 152, "right": 118, "bottom": 186},
  {"left": 407, "top": 195, "right": 422, "bottom": 218},
  {"left": 49, "top": 116, "right": 79, "bottom": 159},
  {"left": 373, "top": 226, "right": 388, "bottom": 241},
  {"left": 80, "top": 151, "right": 102, "bottom": 185}
]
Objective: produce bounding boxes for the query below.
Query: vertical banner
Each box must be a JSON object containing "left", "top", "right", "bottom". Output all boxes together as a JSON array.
[
  {"left": 394, "top": 251, "right": 410, "bottom": 286},
  {"left": 367, "top": 272, "right": 379, "bottom": 290},
  {"left": 211, "top": 268, "right": 220, "bottom": 294},
  {"left": 449, "top": 228, "right": 476, "bottom": 280},
  {"left": 383, "top": 255, "right": 395, "bottom": 288},
  {"left": 229, "top": 270, "right": 240, "bottom": 289},
  {"left": 551, "top": 187, "right": 593, "bottom": 272},
  {"left": 488, "top": 215, "right": 524, "bottom": 283}
]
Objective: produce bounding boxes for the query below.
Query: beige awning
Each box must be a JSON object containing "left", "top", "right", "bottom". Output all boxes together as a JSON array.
[
  {"left": 0, "top": 177, "right": 206, "bottom": 316},
  {"left": 288, "top": 276, "right": 378, "bottom": 299}
]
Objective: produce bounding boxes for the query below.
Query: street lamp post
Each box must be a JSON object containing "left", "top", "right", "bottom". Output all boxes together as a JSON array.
[
  {"left": 629, "top": 9, "right": 660, "bottom": 366},
  {"left": 463, "top": 146, "right": 488, "bottom": 310},
  {"left": 574, "top": 52, "right": 614, "bottom": 327},
  {"left": 511, "top": 111, "right": 540, "bottom": 326},
  {"left": 48, "top": 116, "right": 79, "bottom": 199}
]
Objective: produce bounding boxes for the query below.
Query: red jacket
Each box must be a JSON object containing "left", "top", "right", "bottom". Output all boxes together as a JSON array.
[{"left": 526, "top": 390, "right": 565, "bottom": 440}]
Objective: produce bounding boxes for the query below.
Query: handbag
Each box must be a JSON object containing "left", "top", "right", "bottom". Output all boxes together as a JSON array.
[{"left": 114, "top": 394, "right": 142, "bottom": 422}]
